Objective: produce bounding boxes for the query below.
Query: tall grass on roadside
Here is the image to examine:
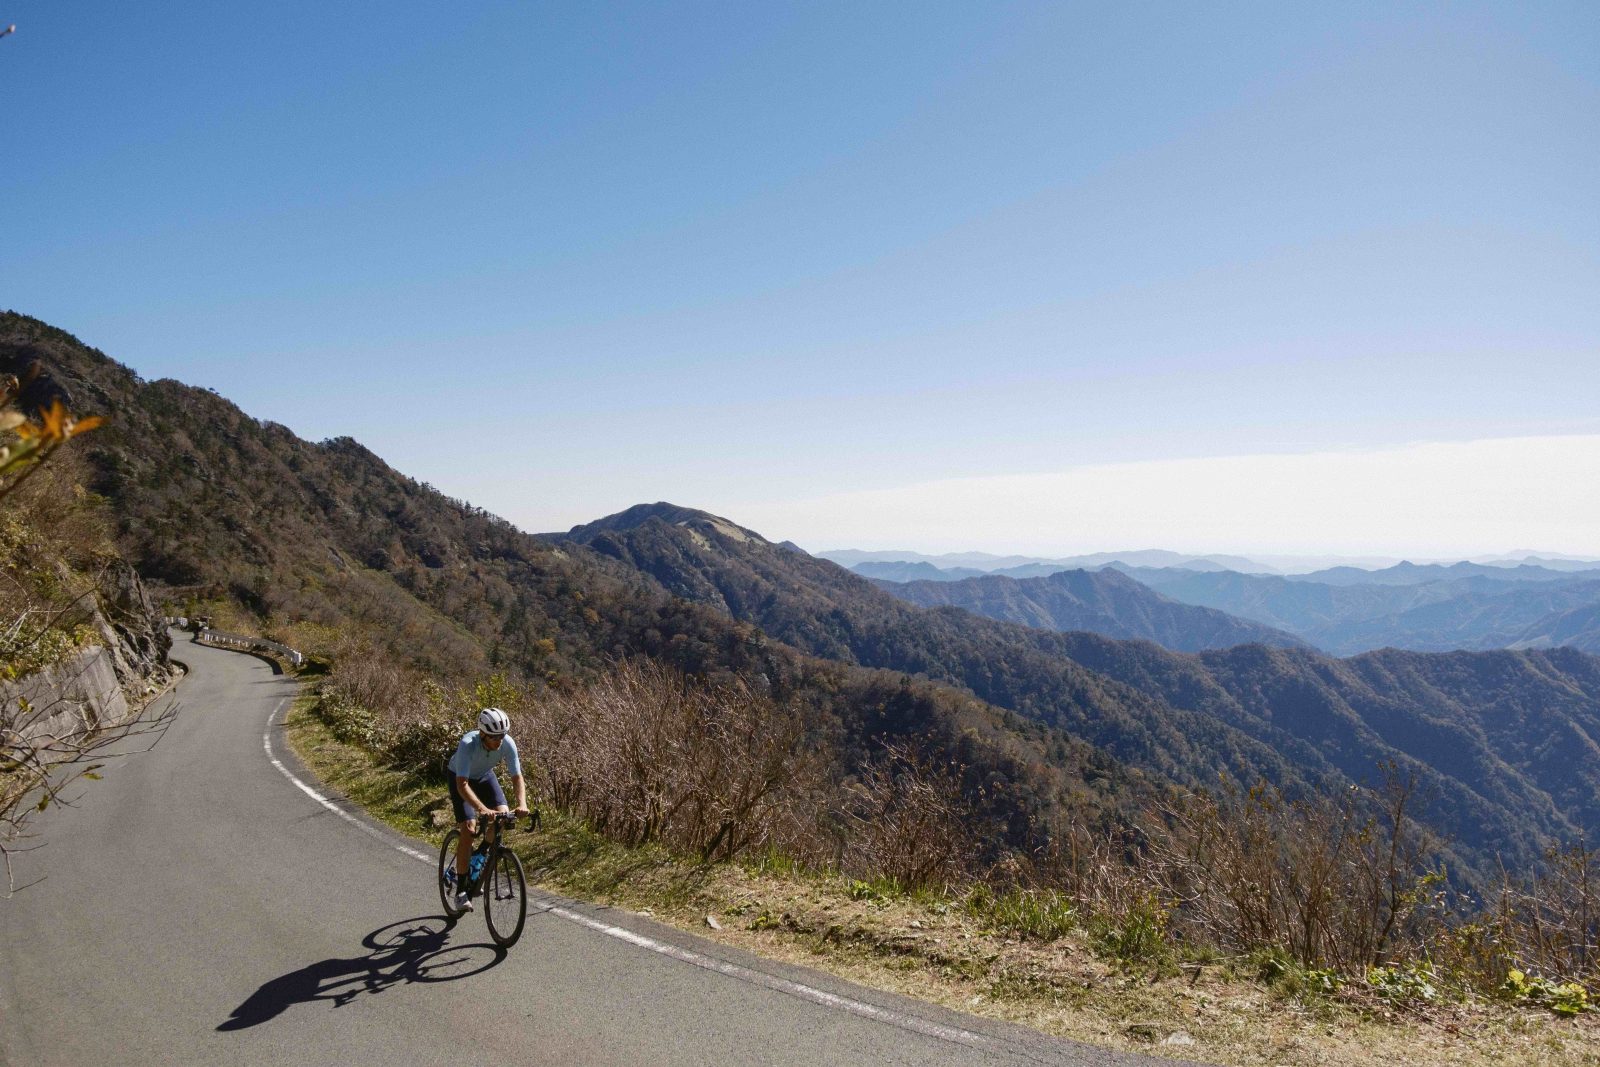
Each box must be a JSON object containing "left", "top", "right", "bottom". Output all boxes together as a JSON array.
[{"left": 965, "top": 885, "right": 1077, "bottom": 941}]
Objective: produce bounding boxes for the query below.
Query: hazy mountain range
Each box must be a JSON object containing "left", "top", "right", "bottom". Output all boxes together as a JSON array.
[
  {"left": 825, "top": 549, "right": 1275, "bottom": 574},
  {"left": 842, "top": 550, "right": 1600, "bottom": 657},
  {"left": 1115, "top": 567, "right": 1600, "bottom": 656},
  {"left": 821, "top": 548, "right": 1600, "bottom": 577}
]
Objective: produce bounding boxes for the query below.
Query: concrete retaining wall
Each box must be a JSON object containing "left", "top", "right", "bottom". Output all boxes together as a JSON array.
[{"left": 1, "top": 646, "right": 130, "bottom": 744}]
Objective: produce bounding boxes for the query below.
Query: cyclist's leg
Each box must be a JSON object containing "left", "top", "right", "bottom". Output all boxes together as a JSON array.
[
  {"left": 447, "top": 774, "right": 477, "bottom": 881},
  {"left": 455, "top": 821, "right": 475, "bottom": 881},
  {"left": 479, "top": 773, "right": 508, "bottom": 850}
]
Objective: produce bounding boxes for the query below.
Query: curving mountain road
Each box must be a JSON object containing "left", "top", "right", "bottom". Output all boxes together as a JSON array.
[{"left": 1, "top": 635, "right": 1180, "bottom": 1066}]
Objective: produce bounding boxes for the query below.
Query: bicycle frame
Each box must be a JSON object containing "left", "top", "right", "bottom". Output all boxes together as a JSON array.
[
  {"left": 439, "top": 809, "right": 536, "bottom": 945},
  {"left": 464, "top": 812, "right": 520, "bottom": 891}
]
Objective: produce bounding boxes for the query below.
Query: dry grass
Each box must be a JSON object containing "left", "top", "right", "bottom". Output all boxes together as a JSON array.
[{"left": 286, "top": 700, "right": 1600, "bottom": 1067}]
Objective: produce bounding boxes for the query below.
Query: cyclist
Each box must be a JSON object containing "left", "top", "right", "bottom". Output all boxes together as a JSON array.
[{"left": 446, "top": 707, "right": 530, "bottom": 911}]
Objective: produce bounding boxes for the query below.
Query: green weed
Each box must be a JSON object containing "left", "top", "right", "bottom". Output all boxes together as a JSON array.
[
  {"left": 966, "top": 886, "right": 1077, "bottom": 941},
  {"left": 1499, "top": 969, "right": 1593, "bottom": 1017},
  {"left": 1089, "top": 895, "right": 1172, "bottom": 971},
  {"left": 1367, "top": 964, "right": 1440, "bottom": 1004}
]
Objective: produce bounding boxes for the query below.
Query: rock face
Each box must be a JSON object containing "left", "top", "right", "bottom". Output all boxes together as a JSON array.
[
  {"left": 91, "top": 557, "right": 171, "bottom": 684},
  {"left": 0, "top": 572, "right": 173, "bottom": 802},
  {"left": 1, "top": 562, "right": 173, "bottom": 751}
]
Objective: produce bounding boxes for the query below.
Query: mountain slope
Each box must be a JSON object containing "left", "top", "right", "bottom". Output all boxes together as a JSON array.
[
  {"left": 556, "top": 510, "right": 1338, "bottom": 789},
  {"left": 874, "top": 568, "right": 1308, "bottom": 653},
  {"left": 1511, "top": 601, "right": 1600, "bottom": 653},
  {"left": 1, "top": 312, "right": 1157, "bottom": 851},
  {"left": 555, "top": 507, "right": 1600, "bottom": 876}
]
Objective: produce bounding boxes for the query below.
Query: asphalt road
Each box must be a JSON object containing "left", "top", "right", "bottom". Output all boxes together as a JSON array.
[{"left": 1, "top": 634, "right": 1187, "bottom": 1066}]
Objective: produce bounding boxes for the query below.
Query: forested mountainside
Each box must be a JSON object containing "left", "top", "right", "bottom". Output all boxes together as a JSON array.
[
  {"left": 872, "top": 567, "right": 1307, "bottom": 653},
  {"left": 10, "top": 310, "right": 1597, "bottom": 881},
  {"left": 1310, "top": 580, "right": 1600, "bottom": 654},
  {"left": 0, "top": 311, "right": 1155, "bottom": 850},
  {"left": 1125, "top": 567, "right": 1600, "bottom": 655},
  {"left": 556, "top": 508, "right": 1600, "bottom": 876}
]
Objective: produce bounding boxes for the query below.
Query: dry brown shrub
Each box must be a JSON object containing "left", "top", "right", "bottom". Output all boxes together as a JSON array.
[
  {"left": 1021, "top": 818, "right": 1157, "bottom": 915},
  {"left": 1135, "top": 767, "right": 1444, "bottom": 973},
  {"left": 525, "top": 659, "right": 825, "bottom": 862},
  {"left": 833, "top": 740, "right": 980, "bottom": 891},
  {"left": 1483, "top": 839, "right": 1599, "bottom": 990}
]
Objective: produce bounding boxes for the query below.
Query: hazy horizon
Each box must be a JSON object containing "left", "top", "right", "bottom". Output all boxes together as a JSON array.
[{"left": 807, "top": 546, "right": 1597, "bottom": 573}]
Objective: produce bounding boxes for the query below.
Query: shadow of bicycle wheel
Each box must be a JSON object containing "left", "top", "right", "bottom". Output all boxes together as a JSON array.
[{"left": 217, "top": 915, "right": 507, "bottom": 1031}]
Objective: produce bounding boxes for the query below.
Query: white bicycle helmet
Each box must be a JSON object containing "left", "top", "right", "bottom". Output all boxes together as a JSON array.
[{"left": 477, "top": 707, "right": 511, "bottom": 737}]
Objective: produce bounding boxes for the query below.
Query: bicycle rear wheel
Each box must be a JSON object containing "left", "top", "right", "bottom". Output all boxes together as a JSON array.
[
  {"left": 483, "top": 847, "right": 527, "bottom": 946},
  {"left": 437, "top": 828, "right": 468, "bottom": 918}
]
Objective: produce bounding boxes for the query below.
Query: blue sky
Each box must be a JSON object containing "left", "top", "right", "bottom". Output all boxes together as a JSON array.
[{"left": 4, "top": 2, "right": 1597, "bottom": 553}]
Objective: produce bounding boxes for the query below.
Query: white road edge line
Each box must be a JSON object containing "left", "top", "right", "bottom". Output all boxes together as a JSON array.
[
  {"left": 543, "top": 904, "right": 986, "bottom": 1046},
  {"left": 261, "top": 698, "right": 988, "bottom": 1050},
  {"left": 261, "top": 699, "right": 433, "bottom": 864}
]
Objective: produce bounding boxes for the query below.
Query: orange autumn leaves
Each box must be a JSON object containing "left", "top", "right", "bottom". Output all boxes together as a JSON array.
[{"left": 0, "top": 373, "right": 106, "bottom": 502}]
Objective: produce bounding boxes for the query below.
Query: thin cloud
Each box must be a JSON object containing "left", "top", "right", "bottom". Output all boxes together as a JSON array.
[{"left": 734, "top": 435, "right": 1600, "bottom": 558}]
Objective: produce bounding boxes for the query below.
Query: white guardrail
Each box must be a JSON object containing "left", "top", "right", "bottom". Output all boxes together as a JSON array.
[{"left": 165, "top": 617, "right": 305, "bottom": 668}]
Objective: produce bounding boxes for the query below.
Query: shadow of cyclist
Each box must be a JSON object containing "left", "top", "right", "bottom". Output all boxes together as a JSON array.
[{"left": 217, "top": 916, "right": 506, "bottom": 1031}]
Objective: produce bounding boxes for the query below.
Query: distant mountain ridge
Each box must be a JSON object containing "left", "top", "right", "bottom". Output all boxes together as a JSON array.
[
  {"left": 873, "top": 568, "right": 1308, "bottom": 653},
  {"left": 1125, "top": 567, "right": 1600, "bottom": 656},
  {"left": 854, "top": 561, "right": 988, "bottom": 582},
  {"left": 1290, "top": 561, "right": 1593, "bottom": 586},
  {"left": 853, "top": 553, "right": 1600, "bottom": 656},
  {"left": 826, "top": 547, "right": 1600, "bottom": 578},
  {"left": 824, "top": 548, "right": 1272, "bottom": 574}
]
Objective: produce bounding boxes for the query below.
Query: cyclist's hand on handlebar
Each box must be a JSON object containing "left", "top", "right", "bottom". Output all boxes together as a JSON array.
[{"left": 514, "top": 805, "right": 531, "bottom": 817}]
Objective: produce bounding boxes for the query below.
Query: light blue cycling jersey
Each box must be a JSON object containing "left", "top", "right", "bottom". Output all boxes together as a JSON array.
[{"left": 448, "top": 730, "right": 521, "bottom": 781}]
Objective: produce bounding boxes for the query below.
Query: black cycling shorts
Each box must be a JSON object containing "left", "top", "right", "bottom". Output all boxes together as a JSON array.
[{"left": 448, "top": 772, "right": 506, "bottom": 824}]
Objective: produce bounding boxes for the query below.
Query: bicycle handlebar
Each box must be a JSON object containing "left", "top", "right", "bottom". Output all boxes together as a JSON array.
[{"left": 478, "top": 810, "right": 537, "bottom": 830}]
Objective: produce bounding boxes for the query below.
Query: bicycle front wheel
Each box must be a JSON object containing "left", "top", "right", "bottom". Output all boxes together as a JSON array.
[
  {"left": 483, "top": 847, "right": 527, "bottom": 946},
  {"left": 437, "top": 828, "right": 467, "bottom": 918}
]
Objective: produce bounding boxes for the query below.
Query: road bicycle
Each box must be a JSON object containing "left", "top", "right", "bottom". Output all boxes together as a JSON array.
[{"left": 437, "top": 810, "right": 531, "bottom": 946}]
